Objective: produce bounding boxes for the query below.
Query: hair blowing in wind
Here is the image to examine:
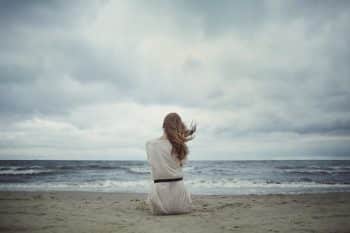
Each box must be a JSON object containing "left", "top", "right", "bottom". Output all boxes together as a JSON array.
[{"left": 162, "top": 113, "right": 197, "bottom": 166}]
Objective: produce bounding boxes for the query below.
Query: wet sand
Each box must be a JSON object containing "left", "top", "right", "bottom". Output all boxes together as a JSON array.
[{"left": 0, "top": 191, "right": 349, "bottom": 233}]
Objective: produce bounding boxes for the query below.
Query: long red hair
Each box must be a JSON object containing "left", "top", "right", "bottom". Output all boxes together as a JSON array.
[{"left": 162, "top": 112, "right": 197, "bottom": 166}]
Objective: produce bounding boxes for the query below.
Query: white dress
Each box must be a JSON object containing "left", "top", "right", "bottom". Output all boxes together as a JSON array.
[{"left": 145, "top": 137, "right": 193, "bottom": 215}]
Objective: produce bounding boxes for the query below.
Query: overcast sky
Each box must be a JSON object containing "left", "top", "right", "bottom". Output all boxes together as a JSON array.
[{"left": 0, "top": 0, "right": 349, "bottom": 160}]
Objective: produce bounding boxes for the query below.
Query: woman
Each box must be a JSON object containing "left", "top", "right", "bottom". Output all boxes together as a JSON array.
[{"left": 145, "top": 112, "right": 197, "bottom": 215}]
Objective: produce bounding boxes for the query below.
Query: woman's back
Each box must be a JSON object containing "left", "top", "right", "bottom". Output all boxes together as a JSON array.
[
  {"left": 146, "top": 137, "right": 184, "bottom": 179},
  {"left": 146, "top": 137, "right": 192, "bottom": 215}
]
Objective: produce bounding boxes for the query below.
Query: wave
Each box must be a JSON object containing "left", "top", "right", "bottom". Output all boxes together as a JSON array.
[
  {"left": 0, "top": 180, "right": 151, "bottom": 192},
  {"left": 277, "top": 165, "right": 350, "bottom": 172},
  {"left": 276, "top": 165, "right": 308, "bottom": 169},
  {"left": 186, "top": 179, "right": 350, "bottom": 189},
  {"left": 55, "top": 164, "right": 126, "bottom": 170},
  {"left": 0, "top": 164, "right": 151, "bottom": 176},
  {"left": 285, "top": 169, "right": 350, "bottom": 175},
  {"left": 125, "top": 167, "right": 150, "bottom": 175},
  {"left": 0, "top": 169, "right": 54, "bottom": 176},
  {"left": 286, "top": 170, "right": 331, "bottom": 175},
  {"left": 53, "top": 164, "right": 151, "bottom": 174},
  {"left": 1, "top": 178, "right": 350, "bottom": 195}
]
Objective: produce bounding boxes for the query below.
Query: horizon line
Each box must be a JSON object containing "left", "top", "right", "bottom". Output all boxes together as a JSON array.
[{"left": 0, "top": 159, "right": 349, "bottom": 161}]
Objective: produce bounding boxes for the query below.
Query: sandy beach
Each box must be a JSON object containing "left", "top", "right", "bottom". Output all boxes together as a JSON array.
[{"left": 0, "top": 191, "right": 349, "bottom": 233}]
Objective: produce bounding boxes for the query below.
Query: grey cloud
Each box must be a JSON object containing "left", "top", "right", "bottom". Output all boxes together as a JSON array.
[
  {"left": 146, "top": 1, "right": 350, "bottom": 38},
  {"left": 0, "top": 3, "right": 133, "bottom": 117},
  {"left": 0, "top": 1, "right": 349, "bottom": 159},
  {"left": 0, "top": 0, "right": 98, "bottom": 29}
]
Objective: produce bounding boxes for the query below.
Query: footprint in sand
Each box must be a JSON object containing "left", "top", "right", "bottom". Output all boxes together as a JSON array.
[
  {"left": 216, "top": 202, "right": 245, "bottom": 210},
  {"left": 32, "top": 194, "right": 43, "bottom": 200},
  {"left": 135, "top": 200, "right": 148, "bottom": 211}
]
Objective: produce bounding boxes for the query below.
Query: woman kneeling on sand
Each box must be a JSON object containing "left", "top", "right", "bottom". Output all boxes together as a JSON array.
[{"left": 145, "top": 112, "right": 197, "bottom": 215}]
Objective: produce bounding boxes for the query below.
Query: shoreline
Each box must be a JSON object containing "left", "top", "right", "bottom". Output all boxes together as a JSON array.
[
  {"left": 1, "top": 189, "right": 350, "bottom": 197},
  {"left": 1, "top": 189, "right": 350, "bottom": 196},
  {"left": 1, "top": 191, "right": 350, "bottom": 232}
]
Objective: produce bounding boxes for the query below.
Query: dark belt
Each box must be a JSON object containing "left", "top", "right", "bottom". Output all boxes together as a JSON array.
[{"left": 154, "top": 177, "right": 183, "bottom": 183}]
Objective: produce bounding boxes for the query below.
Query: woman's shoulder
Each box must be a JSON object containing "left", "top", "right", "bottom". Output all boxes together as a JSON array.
[
  {"left": 146, "top": 137, "right": 170, "bottom": 150},
  {"left": 145, "top": 137, "right": 161, "bottom": 147}
]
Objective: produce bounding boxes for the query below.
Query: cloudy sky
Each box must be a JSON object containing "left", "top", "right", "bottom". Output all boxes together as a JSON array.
[{"left": 0, "top": 1, "right": 349, "bottom": 160}]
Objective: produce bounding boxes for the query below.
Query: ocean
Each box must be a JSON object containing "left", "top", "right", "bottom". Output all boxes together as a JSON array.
[{"left": 0, "top": 160, "right": 350, "bottom": 195}]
